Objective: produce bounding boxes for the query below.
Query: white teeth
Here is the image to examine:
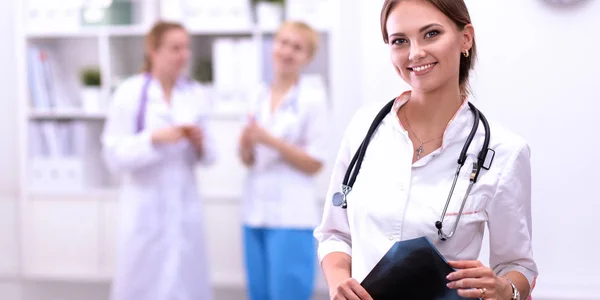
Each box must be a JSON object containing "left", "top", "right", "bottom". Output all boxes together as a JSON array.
[{"left": 412, "top": 63, "right": 435, "bottom": 72}]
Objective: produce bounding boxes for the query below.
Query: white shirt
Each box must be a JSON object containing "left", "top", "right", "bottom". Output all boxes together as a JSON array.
[
  {"left": 242, "top": 76, "right": 330, "bottom": 228},
  {"left": 314, "top": 91, "right": 539, "bottom": 286}
]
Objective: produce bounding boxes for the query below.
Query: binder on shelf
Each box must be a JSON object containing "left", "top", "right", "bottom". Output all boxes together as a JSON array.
[
  {"left": 177, "top": 0, "right": 253, "bottom": 32},
  {"left": 27, "top": 46, "right": 76, "bottom": 112},
  {"left": 211, "top": 37, "right": 260, "bottom": 115},
  {"left": 285, "top": 0, "right": 333, "bottom": 31},
  {"left": 25, "top": 1, "right": 80, "bottom": 33}
]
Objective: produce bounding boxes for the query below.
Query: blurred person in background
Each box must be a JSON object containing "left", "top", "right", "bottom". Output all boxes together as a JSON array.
[
  {"left": 238, "top": 21, "right": 330, "bottom": 300},
  {"left": 101, "top": 20, "right": 216, "bottom": 300}
]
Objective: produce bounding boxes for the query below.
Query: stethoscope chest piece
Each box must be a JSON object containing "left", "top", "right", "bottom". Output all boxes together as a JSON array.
[{"left": 332, "top": 185, "right": 351, "bottom": 208}]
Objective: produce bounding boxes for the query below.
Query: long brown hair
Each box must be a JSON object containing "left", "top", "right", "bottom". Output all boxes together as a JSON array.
[
  {"left": 141, "top": 21, "right": 186, "bottom": 73},
  {"left": 380, "top": 0, "right": 476, "bottom": 97}
]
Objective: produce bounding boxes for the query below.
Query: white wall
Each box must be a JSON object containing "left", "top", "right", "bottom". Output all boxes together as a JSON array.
[
  {"left": 356, "top": 0, "right": 600, "bottom": 299},
  {"left": 467, "top": 1, "right": 600, "bottom": 298}
]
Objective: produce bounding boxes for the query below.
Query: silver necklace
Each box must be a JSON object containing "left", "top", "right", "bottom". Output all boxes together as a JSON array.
[{"left": 403, "top": 108, "right": 442, "bottom": 159}]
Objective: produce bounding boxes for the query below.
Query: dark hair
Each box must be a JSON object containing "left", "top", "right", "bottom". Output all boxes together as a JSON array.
[
  {"left": 142, "top": 21, "right": 186, "bottom": 73},
  {"left": 380, "top": 0, "right": 476, "bottom": 97}
]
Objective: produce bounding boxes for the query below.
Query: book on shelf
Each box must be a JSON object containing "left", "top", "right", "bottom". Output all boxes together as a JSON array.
[
  {"left": 27, "top": 46, "right": 77, "bottom": 112},
  {"left": 26, "top": 45, "right": 111, "bottom": 192}
]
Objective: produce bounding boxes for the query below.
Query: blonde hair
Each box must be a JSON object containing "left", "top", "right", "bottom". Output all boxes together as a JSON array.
[
  {"left": 141, "top": 20, "right": 187, "bottom": 73},
  {"left": 275, "top": 21, "right": 320, "bottom": 59}
]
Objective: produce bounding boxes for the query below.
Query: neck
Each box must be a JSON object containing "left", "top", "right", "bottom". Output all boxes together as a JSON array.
[
  {"left": 403, "top": 83, "right": 464, "bottom": 130},
  {"left": 271, "top": 72, "right": 298, "bottom": 94},
  {"left": 151, "top": 70, "right": 177, "bottom": 101}
]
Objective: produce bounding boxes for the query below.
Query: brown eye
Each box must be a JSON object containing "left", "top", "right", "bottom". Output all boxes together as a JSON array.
[
  {"left": 391, "top": 38, "right": 408, "bottom": 45},
  {"left": 425, "top": 30, "right": 440, "bottom": 38}
]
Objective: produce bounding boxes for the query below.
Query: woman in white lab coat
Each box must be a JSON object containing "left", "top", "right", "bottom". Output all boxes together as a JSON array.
[
  {"left": 238, "top": 21, "right": 329, "bottom": 300},
  {"left": 101, "top": 21, "right": 216, "bottom": 300},
  {"left": 315, "top": 1, "right": 538, "bottom": 300}
]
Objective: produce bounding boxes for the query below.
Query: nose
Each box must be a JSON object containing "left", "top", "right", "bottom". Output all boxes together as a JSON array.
[
  {"left": 281, "top": 44, "right": 294, "bottom": 57},
  {"left": 409, "top": 42, "right": 426, "bottom": 62}
]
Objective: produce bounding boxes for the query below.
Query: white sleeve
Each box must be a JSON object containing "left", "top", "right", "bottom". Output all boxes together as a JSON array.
[
  {"left": 301, "top": 91, "right": 330, "bottom": 164},
  {"left": 313, "top": 114, "right": 356, "bottom": 262},
  {"left": 101, "top": 82, "right": 165, "bottom": 173},
  {"left": 486, "top": 143, "right": 539, "bottom": 286}
]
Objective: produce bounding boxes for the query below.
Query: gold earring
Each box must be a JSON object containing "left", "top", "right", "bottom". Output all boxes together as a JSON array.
[{"left": 463, "top": 49, "right": 470, "bottom": 57}]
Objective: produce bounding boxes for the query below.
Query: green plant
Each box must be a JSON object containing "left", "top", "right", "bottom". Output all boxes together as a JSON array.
[{"left": 80, "top": 67, "right": 101, "bottom": 87}]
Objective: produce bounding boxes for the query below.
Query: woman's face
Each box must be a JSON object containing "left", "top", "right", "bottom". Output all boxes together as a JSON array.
[
  {"left": 271, "top": 27, "right": 312, "bottom": 77},
  {"left": 150, "top": 28, "right": 191, "bottom": 78},
  {"left": 386, "top": 0, "right": 473, "bottom": 94}
]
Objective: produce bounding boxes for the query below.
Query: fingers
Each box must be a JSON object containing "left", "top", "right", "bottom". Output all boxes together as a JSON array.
[
  {"left": 349, "top": 280, "right": 373, "bottom": 300},
  {"left": 172, "top": 127, "right": 186, "bottom": 139},
  {"left": 173, "top": 126, "right": 187, "bottom": 137},
  {"left": 182, "top": 126, "right": 203, "bottom": 138},
  {"left": 449, "top": 277, "right": 497, "bottom": 299},
  {"left": 448, "top": 260, "right": 483, "bottom": 269},
  {"left": 446, "top": 261, "right": 499, "bottom": 299},
  {"left": 333, "top": 279, "right": 373, "bottom": 300},
  {"left": 447, "top": 276, "right": 495, "bottom": 288},
  {"left": 447, "top": 266, "right": 494, "bottom": 281},
  {"left": 335, "top": 283, "right": 360, "bottom": 300},
  {"left": 456, "top": 287, "right": 496, "bottom": 299}
]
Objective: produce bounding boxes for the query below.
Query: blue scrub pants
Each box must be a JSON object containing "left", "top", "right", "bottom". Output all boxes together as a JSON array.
[{"left": 243, "top": 226, "right": 316, "bottom": 300}]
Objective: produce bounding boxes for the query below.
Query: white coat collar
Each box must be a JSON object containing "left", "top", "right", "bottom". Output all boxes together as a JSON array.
[{"left": 387, "top": 90, "right": 473, "bottom": 152}]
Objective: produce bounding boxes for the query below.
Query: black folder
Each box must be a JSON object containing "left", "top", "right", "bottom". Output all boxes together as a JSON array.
[{"left": 360, "top": 236, "right": 477, "bottom": 300}]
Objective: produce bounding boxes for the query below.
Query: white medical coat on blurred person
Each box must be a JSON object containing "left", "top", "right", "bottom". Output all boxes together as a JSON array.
[
  {"left": 102, "top": 73, "right": 216, "bottom": 300},
  {"left": 243, "top": 75, "right": 330, "bottom": 229}
]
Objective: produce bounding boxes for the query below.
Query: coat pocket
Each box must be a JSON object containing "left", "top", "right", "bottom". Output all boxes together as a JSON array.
[{"left": 443, "top": 194, "right": 488, "bottom": 217}]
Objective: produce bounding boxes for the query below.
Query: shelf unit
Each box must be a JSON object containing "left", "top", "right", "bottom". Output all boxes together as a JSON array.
[{"left": 15, "top": 0, "right": 334, "bottom": 288}]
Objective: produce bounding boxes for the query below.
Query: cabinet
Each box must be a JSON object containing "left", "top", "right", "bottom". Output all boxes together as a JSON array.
[{"left": 16, "top": 0, "right": 335, "bottom": 287}]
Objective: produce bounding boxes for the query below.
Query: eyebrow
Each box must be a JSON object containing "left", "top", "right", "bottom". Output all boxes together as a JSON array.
[{"left": 389, "top": 23, "right": 442, "bottom": 38}]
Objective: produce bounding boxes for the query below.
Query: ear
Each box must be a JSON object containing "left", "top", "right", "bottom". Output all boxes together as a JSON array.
[
  {"left": 147, "top": 49, "right": 156, "bottom": 61},
  {"left": 145, "top": 44, "right": 157, "bottom": 62},
  {"left": 462, "top": 24, "right": 475, "bottom": 52}
]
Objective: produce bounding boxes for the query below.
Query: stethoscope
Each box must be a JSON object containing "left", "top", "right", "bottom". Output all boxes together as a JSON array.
[
  {"left": 135, "top": 73, "right": 153, "bottom": 133},
  {"left": 331, "top": 98, "right": 494, "bottom": 241},
  {"left": 135, "top": 73, "right": 192, "bottom": 133}
]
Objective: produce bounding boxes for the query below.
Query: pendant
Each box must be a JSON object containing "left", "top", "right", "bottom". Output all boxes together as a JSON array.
[{"left": 416, "top": 145, "right": 424, "bottom": 159}]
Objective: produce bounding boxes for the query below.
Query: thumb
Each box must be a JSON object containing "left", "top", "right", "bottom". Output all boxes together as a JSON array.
[{"left": 248, "top": 114, "right": 257, "bottom": 124}]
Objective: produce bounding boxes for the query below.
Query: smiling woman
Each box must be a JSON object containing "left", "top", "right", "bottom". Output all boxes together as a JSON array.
[
  {"left": 380, "top": 0, "right": 476, "bottom": 98},
  {"left": 314, "top": 1, "right": 538, "bottom": 300}
]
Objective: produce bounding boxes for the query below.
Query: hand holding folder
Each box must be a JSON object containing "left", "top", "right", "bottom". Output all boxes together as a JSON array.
[{"left": 360, "top": 236, "right": 478, "bottom": 300}]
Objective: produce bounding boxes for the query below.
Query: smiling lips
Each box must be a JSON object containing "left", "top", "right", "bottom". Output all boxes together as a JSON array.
[{"left": 409, "top": 62, "right": 437, "bottom": 74}]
